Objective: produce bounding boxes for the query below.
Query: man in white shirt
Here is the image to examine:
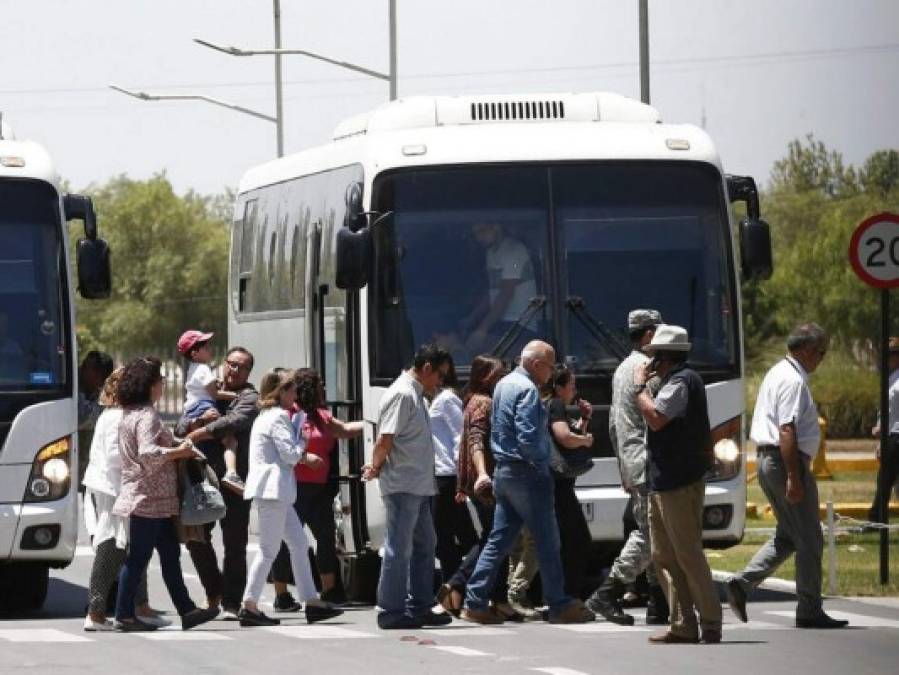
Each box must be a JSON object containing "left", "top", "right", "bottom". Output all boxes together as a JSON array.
[
  {"left": 726, "top": 323, "right": 848, "bottom": 629},
  {"left": 461, "top": 223, "right": 538, "bottom": 353}
]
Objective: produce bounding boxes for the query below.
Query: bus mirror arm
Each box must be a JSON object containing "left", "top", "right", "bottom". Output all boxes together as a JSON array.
[
  {"left": 726, "top": 175, "right": 773, "bottom": 281},
  {"left": 63, "top": 193, "right": 98, "bottom": 240}
]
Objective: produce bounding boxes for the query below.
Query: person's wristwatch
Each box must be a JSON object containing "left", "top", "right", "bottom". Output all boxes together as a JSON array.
[{"left": 634, "top": 383, "right": 647, "bottom": 393}]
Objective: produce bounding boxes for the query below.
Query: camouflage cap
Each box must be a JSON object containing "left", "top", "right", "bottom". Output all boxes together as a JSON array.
[{"left": 627, "top": 309, "right": 663, "bottom": 332}]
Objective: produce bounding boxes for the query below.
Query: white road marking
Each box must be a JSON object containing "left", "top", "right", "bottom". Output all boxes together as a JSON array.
[
  {"left": 136, "top": 630, "right": 231, "bottom": 641},
  {"left": 263, "top": 625, "right": 377, "bottom": 639},
  {"left": 0, "top": 629, "right": 92, "bottom": 643},
  {"left": 419, "top": 626, "right": 514, "bottom": 636},
  {"left": 766, "top": 610, "right": 899, "bottom": 628},
  {"left": 430, "top": 645, "right": 492, "bottom": 656},
  {"left": 551, "top": 623, "right": 652, "bottom": 633},
  {"left": 531, "top": 668, "right": 591, "bottom": 675}
]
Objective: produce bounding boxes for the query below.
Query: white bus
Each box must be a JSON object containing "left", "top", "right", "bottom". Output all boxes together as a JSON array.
[
  {"left": 0, "top": 119, "right": 111, "bottom": 609},
  {"left": 228, "top": 92, "right": 772, "bottom": 600}
]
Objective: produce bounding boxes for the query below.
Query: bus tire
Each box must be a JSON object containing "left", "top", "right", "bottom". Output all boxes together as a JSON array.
[{"left": 0, "top": 563, "right": 49, "bottom": 611}]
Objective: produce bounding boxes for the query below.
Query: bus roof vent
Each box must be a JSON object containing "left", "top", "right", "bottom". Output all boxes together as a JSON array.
[{"left": 470, "top": 99, "right": 566, "bottom": 122}]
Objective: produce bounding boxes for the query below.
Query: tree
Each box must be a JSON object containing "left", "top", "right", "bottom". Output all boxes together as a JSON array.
[{"left": 72, "top": 174, "right": 230, "bottom": 357}]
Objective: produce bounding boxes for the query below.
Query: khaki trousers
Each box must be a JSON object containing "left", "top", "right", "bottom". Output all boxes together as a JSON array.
[{"left": 649, "top": 479, "right": 722, "bottom": 638}]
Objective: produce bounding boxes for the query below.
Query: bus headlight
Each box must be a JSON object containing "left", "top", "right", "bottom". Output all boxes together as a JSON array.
[
  {"left": 24, "top": 437, "right": 72, "bottom": 502},
  {"left": 706, "top": 416, "right": 742, "bottom": 482}
]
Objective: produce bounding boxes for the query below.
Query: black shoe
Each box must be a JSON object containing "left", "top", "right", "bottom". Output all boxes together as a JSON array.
[
  {"left": 181, "top": 606, "right": 220, "bottom": 631},
  {"left": 377, "top": 612, "right": 424, "bottom": 630},
  {"left": 796, "top": 613, "right": 849, "bottom": 629},
  {"left": 645, "top": 584, "right": 670, "bottom": 625},
  {"left": 238, "top": 608, "right": 281, "bottom": 627},
  {"left": 114, "top": 618, "right": 158, "bottom": 632},
  {"left": 586, "top": 577, "right": 634, "bottom": 626},
  {"left": 305, "top": 603, "right": 344, "bottom": 624},
  {"left": 320, "top": 587, "right": 347, "bottom": 605},
  {"left": 273, "top": 592, "right": 302, "bottom": 612},
  {"left": 420, "top": 610, "right": 453, "bottom": 626},
  {"left": 725, "top": 579, "right": 748, "bottom": 623}
]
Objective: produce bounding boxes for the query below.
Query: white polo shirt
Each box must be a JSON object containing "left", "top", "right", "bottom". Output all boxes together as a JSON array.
[{"left": 750, "top": 355, "right": 820, "bottom": 459}]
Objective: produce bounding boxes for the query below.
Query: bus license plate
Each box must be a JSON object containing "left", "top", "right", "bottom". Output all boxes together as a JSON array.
[{"left": 581, "top": 503, "right": 594, "bottom": 522}]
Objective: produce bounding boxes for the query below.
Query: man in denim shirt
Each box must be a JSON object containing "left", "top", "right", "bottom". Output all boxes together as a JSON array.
[{"left": 462, "top": 340, "right": 594, "bottom": 625}]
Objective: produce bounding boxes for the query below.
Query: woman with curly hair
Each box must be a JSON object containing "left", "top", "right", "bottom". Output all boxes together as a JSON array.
[{"left": 112, "top": 356, "right": 219, "bottom": 632}]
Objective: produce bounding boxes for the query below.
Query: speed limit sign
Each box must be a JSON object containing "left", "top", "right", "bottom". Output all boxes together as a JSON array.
[{"left": 849, "top": 212, "right": 899, "bottom": 289}]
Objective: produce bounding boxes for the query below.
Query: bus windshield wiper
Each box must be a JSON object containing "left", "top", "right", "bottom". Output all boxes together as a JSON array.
[
  {"left": 566, "top": 296, "right": 630, "bottom": 362},
  {"left": 490, "top": 295, "right": 546, "bottom": 360}
]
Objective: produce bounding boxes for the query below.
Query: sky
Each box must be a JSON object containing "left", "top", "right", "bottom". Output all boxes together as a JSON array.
[{"left": 2, "top": 0, "right": 898, "bottom": 199}]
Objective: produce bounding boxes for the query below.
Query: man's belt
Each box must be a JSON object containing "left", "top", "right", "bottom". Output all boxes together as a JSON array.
[{"left": 756, "top": 444, "right": 779, "bottom": 454}]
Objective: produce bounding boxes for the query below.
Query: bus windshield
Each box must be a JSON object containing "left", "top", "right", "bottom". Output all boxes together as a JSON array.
[
  {"left": 369, "top": 162, "right": 737, "bottom": 382},
  {"left": 0, "top": 180, "right": 69, "bottom": 390}
]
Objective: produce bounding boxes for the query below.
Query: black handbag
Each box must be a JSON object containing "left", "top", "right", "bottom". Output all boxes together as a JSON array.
[{"left": 548, "top": 440, "right": 594, "bottom": 479}]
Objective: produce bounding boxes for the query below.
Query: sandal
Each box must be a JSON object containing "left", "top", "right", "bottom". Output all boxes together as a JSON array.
[
  {"left": 436, "top": 583, "right": 463, "bottom": 618},
  {"left": 492, "top": 601, "right": 525, "bottom": 623}
]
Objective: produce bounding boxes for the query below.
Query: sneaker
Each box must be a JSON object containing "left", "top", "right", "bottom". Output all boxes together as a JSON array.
[
  {"left": 548, "top": 599, "right": 595, "bottom": 624},
  {"left": 84, "top": 616, "right": 115, "bottom": 632},
  {"left": 114, "top": 618, "right": 158, "bottom": 632},
  {"left": 221, "top": 472, "right": 246, "bottom": 496},
  {"left": 221, "top": 607, "right": 240, "bottom": 621},
  {"left": 273, "top": 591, "right": 302, "bottom": 612},
  {"left": 181, "top": 606, "right": 220, "bottom": 631},
  {"left": 239, "top": 608, "right": 281, "bottom": 627},
  {"left": 135, "top": 613, "right": 172, "bottom": 628}
]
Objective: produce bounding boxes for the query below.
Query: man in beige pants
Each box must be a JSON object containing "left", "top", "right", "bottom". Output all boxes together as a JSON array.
[{"left": 634, "top": 325, "right": 722, "bottom": 644}]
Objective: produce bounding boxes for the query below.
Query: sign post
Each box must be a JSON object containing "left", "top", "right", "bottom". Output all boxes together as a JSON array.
[{"left": 848, "top": 211, "right": 899, "bottom": 585}]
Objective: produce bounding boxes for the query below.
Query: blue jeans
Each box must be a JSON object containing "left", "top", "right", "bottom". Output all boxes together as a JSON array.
[
  {"left": 377, "top": 492, "right": 436, "bottom": 621},
  {"left": 115, "top": 516, "right": 197, "bottom": 621},
  {"left": 464, "top": 462, "right": 571, "bottom": 615}
]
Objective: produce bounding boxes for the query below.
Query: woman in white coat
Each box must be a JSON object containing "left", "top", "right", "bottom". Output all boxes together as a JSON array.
[{"left": 239, "top": 368, "right": 343, "bottom": 627}]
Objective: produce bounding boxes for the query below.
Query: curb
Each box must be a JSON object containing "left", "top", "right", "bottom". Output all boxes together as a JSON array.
[
  {"left": 746, "top": 501, "right": 899, "bottom": 520},
  {"left": 747, "top": 459, "right": 879, "bottom": 473},
  {"left": 712, "top": 569, "right": 796, "bottom": 595}
]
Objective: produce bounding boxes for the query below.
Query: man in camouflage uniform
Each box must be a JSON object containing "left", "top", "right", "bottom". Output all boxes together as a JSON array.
[{"left": 586, "top": 310, "right": 668, "bottom": 625}]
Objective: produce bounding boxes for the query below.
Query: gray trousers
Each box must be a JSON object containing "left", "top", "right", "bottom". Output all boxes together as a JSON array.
[
  {"left": 732, "top": 449, "right": 823, "bottom": 620},
  {"left": 610, "top": 487, "right": 657, "bottom": 585},
  {"left": 88, "top": 538, "right": 148, "bottom": 614}
]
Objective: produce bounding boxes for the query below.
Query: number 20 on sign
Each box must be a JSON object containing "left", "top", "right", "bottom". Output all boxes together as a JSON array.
[{"left": 849, "top": 213, "right": 899, "bottom": 289}]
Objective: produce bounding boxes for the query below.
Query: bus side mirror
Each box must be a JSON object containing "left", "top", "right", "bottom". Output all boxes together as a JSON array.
[
  {"left": 739, "top": 217, "right": 773, "bottom": 281},
  {"left": 336, "top": 226, "right": 371, "bottom": 290},
  {"left": 76, "top": 237, "right": 112, "bottom": 299},
  {"left": 64, "top": 193, "right": 97, "bottom": 240}
]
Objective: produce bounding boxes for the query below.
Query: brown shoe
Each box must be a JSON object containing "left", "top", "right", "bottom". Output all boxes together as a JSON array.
[
  {"left": 460, "top": 607, "right": 505, "bottom": 625},
  {"left": 648, "top": 630, "right": 700, "bottom": 644},
  {"left": 548, "top": 599, "right": 595, "bottom": 624},
  {"left": 701, "top": 628, "right": 722, "bottom": 644}
]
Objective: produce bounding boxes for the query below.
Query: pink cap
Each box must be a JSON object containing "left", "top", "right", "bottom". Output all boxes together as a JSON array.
[{"left": 177, "top": 330, "right": 214, "bottom": 356}]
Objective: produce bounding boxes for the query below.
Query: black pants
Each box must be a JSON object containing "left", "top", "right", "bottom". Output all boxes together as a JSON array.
[
  {"left": 433, "top": 475, "right": 478, "bottom": 582},
  {"left": 448, "top": 498, "right": 508, "bottom": 602},
  {"left": 271, "top": 481, "right": 340, "bottom": 584},
  {"left": 554, "top": 477, "right": 592, "bottom": 598},
  {"left": 870, "top": 433, "right": 899, "bottom": 522},
  {"left": 186, "top": 487, "right": 251, "bottom": 612}
]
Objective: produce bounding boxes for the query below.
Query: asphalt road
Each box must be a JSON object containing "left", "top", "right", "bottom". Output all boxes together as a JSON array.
[{"left": 1, "top": 538, "right": 898, "bottom": 675}]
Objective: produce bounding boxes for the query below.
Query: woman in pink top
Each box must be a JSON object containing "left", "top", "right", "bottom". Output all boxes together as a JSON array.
[
  {"left": 112, "top": 356, "right": 219, "bottom": 632},
  {"left": 270, "top": 368, "right": 364, "bottom": 608}
]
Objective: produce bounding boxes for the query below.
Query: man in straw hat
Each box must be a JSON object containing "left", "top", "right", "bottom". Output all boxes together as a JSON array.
[{"left": 633, "top": 324, "right": 722, "bottom": 644}]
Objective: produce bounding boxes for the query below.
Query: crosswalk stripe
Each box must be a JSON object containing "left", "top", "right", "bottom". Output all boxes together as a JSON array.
[
  {"left": 552, "top": 623, "right": 652, "bottom": 633},
  {"left": 0, "top": 629, "right": 92, "bottom": 643},
  {"left": 430, "top": 645, "right": 491, "bottom": 656},
  {"left": 766, "top": 610, "right": 899, "bottom": 628},
  {"left": 531, "top": 668, "right": 591, "bottom": 675},
  {"left": 135, "top": 629, "right": 231, "bottom": 640},
  {"left": 262, "top": 625, "right": 377, "bottom": 639},
  {"left": 418, "top": 626, "right": 514, "bottom": 636}
]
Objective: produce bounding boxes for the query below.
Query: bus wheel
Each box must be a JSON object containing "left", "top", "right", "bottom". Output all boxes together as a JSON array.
[{"left": 0, "top": 563, "right": 49, "bottom": 611}]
